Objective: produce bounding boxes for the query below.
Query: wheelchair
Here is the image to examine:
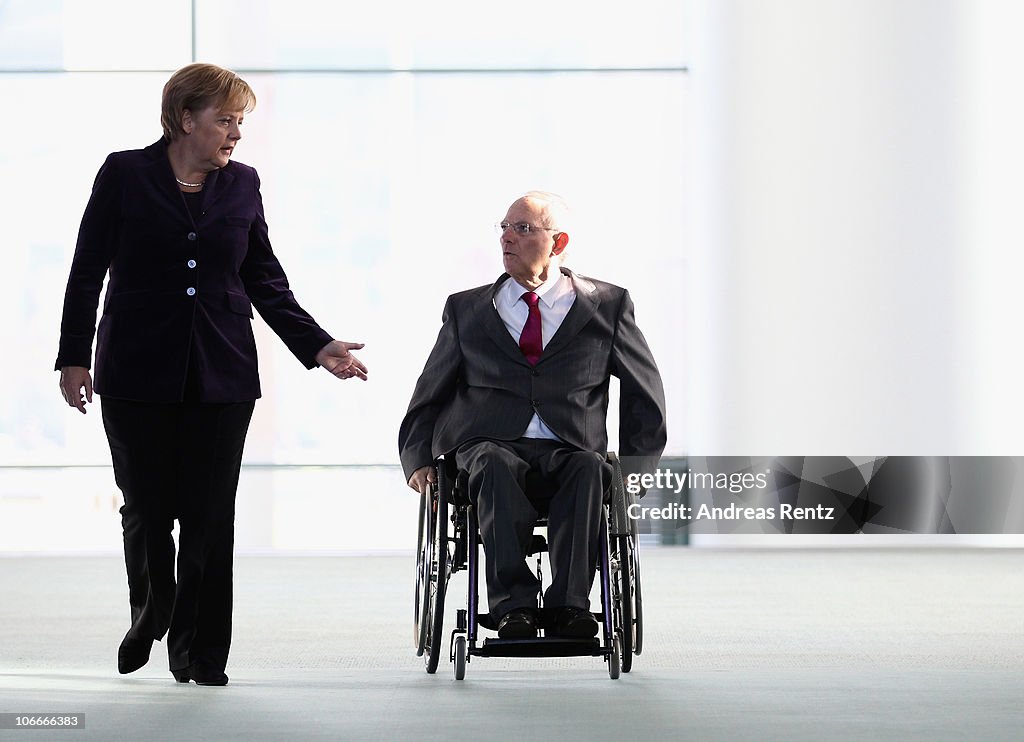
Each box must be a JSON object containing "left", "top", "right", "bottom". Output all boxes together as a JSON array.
[{"left": 413, "top": 451, "right": 643, "bottom": 680}]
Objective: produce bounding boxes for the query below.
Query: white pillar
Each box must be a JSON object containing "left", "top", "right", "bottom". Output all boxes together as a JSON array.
[{"left": 687, "top": 0, "right": 982, "bottom": 454}]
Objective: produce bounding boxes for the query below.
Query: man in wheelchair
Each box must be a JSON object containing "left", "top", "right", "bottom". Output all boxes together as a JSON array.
[{"left": 399, "top": 191, "right": 666, "bottom": 641}]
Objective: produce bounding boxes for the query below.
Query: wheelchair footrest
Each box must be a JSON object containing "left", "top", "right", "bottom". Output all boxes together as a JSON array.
[{"left": 475, "top": 637, "right": 602, "bottom": 658}]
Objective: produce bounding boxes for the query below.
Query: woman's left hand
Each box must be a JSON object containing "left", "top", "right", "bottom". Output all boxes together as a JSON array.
[{"left": 315, "top": 340, "right": 368, "bottom": 380}]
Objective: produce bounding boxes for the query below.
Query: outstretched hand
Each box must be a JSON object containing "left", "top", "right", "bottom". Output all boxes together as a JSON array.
[{"left": 315, "top": 340, "right": 368, "bottom": 381}]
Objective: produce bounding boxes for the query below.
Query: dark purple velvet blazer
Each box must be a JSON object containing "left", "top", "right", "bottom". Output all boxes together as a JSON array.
[{"left": 55, "top": 140, "right": 332, "bottom": 402}]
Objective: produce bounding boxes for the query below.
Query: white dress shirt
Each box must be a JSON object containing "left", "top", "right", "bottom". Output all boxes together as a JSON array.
[{"left": 494, "top": 269, "right": 577, "bottom": 440}]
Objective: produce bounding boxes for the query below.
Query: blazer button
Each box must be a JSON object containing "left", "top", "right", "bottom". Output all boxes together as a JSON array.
[
  {"left": 187, "top": 232, "right": 197, "bottom": 241},
  {"left": 186, "top": 287, "right": 196, "bottom": 296},
  {"left": 187, "top": 259, "right": 197, "bottom": 269},
  {"left": 532, "top": 370, "right": 540, "bottom": 377}
]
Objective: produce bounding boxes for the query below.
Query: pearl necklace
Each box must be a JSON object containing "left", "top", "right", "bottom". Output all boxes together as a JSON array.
[{"left": 175, "top": 176, "right": 205, "bottom": 188}]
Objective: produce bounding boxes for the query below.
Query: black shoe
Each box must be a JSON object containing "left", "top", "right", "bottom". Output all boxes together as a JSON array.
[
  {"left": 117, "top": 634, "right": 153, "bottom": 674},
  {"left": 551, "top": 606, "right": 599, "bottom": 638},
  {"left": 497, "top": 608, "right": 538, "bottom": 639},
  {"left": 171, "top": 663, "right": 229, "bottom": 686}
]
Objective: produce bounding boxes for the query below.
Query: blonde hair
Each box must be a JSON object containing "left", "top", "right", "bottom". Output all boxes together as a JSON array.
[{"left": 160, "top": 63, "right": 256, "bottom": 141}]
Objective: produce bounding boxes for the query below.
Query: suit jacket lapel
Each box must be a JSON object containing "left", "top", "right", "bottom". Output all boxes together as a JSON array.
[
  {"left": 200, "top": 166, "right": 234, "bottom": 215},
  {"left": 541, "top": 267, "right": 599, "bottom": 361},
  {"left": 481, "top": 273, "right": 531, "bottom": 367},
  {"left": 139, "top": 141, "right": 192, "bottom": 225}
]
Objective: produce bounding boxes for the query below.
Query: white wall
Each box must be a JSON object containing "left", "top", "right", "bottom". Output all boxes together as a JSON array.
[{"left": 685, "top": 0, "right": 1024, "bottom": 456}]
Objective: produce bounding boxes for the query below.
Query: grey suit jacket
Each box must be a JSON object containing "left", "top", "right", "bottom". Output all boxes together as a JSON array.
[{"left": 398, "top": 268, "right": 667, "bottom": 481}]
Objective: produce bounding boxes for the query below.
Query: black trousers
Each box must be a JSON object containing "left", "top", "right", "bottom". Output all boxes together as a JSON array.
[
  {"left": 455, "top": 439, "right": 608, "bottom": 620},
  {"left": 100, "top": 397, "right": 255, "bottom": 672}
]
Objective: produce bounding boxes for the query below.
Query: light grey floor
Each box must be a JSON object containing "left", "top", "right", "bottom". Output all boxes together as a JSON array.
[{"left": 1, "top": 549, "right": 1023, "bottom": 741}]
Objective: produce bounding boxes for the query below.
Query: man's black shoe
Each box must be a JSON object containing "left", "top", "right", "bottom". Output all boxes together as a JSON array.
[
  {"left": 497, "top": 608, "right": 538, "bottom": 639},
  {"left": 551, "top": 606, "right": 599, "bottom": 638}
]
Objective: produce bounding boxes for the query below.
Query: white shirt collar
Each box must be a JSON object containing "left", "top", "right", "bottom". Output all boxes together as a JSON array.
[{"left": 507, "top": 267, "right": 570, "bottom": 309}]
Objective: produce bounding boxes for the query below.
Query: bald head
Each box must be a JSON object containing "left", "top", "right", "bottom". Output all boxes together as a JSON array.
[{"left": 518, "top": 190, "right": 571, "bottom": 233}]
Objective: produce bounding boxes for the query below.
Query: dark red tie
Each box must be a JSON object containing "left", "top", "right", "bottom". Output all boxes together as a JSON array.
[{"left": 519, "top": 292, "right": 543, "bottom": 365}]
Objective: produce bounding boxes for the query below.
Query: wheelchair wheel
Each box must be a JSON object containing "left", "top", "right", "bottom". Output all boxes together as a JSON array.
[
  {"left": 632, "top": 535, "right": 644, "bottom": 656},
  {"left": 414, "top": 487, "right": 430, "bottom": 654},
  {"left": 423, "top": 468, "right": 451, "bottom": 674},
  {"left": 615, "top": 534, "right": 634, "bottom": 673},
  {"left": 453, "top": 635, "right": 467, "bottom": 680}
]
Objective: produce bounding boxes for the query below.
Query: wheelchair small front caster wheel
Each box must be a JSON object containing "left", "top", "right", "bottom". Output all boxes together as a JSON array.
[{"left": 454, "top": 636, "right": 467, "bottom": 680}]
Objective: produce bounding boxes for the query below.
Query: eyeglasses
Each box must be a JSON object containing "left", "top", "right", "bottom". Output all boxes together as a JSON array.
[{"left": 494, "top": 221, "right": 559, "bottom": 236}]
